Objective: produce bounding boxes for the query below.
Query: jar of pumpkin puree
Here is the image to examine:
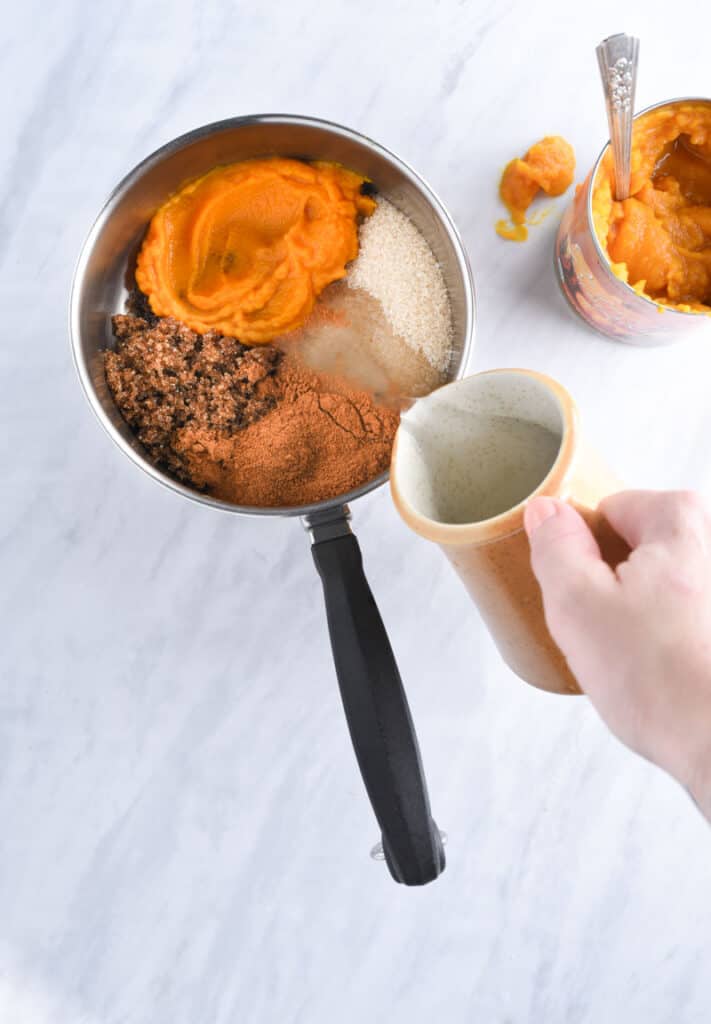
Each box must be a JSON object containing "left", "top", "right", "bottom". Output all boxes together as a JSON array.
[{"left": 555, "top": 98, "right": 711, "bottom": 344}]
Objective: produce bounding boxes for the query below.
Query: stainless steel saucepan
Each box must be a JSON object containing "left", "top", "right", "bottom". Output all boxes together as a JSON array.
[{"left": 70, "top": 115, "right": 475, "bottom": 886}]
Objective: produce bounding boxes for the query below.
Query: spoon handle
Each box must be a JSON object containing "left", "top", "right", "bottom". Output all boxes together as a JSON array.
[{"left": 596, "top": 33, "right": 640, "bottom": 200}]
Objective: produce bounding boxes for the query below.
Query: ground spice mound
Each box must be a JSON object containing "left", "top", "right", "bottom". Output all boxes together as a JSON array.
[
  {"left": 105, "top": 312, "right": 398, "bottom": 506},
  {"left": 176, "top": 359, "right": 398, "bottom": 506}
]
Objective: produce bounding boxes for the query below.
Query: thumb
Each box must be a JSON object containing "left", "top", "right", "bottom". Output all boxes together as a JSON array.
[{"left": 524, "top": 498, "right": 613, "bottom": 610}]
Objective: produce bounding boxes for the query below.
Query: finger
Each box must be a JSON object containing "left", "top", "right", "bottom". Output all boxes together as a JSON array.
[
  {"left": 524, "top": 497, "right": 615, "bottom": 610},
  {"left": 600, "top": 489, "right": 709, "bottom": 557}
]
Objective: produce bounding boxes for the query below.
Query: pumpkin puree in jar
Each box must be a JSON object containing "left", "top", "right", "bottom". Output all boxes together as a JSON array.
[
  {"left": 592, "top": 103, "right": 711, "bottom": 311},
  {"left": 136, "top": 158, "right": 376, "bottom": 343},
  {"left": 497, "top": 136, "right": 576, "bottom": 241}
]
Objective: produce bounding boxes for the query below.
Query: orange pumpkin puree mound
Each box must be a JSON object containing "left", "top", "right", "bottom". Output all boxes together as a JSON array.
[
  {"left": 592, "top": 103, "right": 711, "bottom": 312},
  {"left": 497, "top": 136, "right": 575, "bottom": 241},
  {"left": 136, "top": 158, "right": 376, "bottom": 343}
]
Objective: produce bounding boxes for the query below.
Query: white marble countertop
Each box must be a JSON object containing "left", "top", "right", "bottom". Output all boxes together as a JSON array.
[{"left": 4, "top": 1, "right": 711, "bottom": 1021}]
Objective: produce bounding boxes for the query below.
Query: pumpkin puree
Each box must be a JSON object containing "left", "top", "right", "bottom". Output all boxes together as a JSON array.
[
  {"left": 592, "top": 103, "right": 711, "bottom": 311},
  {"left": 136, "top": 158, "right": 376, "bottom": 343},
  {"left": 497, "top": 136, "right": 575, "bottom": 241}
]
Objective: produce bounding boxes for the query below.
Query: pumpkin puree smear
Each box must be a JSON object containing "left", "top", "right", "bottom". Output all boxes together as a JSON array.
[
  {"left": 497, "top": 136, "right": 575, "bottom": 241},
  {"left": 105, "top": 157, "right": 454, "bottom": 507}
]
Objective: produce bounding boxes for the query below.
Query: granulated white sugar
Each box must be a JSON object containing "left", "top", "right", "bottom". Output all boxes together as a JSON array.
[{"left": 348, "top": 198, "right": 453, "bottom": 373}]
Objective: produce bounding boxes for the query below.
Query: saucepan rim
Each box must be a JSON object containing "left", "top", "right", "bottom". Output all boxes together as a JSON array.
[{"left": 69, "top": 112, "right": 476, "bottom": 518}]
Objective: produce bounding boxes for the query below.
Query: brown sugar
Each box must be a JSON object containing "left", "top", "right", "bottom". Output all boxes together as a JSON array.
[
  {"left": 105, "top": 310, "right": 399, "bottom": 507},
  {"left": 105, "top": 313, "right": 281, "bottom": 485}
]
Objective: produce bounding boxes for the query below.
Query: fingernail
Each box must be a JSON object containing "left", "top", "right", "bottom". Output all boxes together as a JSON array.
[{"left": 524, "top": 497, "right": 559, "bottom": 535}]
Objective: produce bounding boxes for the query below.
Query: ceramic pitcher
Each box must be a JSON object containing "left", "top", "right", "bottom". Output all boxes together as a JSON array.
[{"left": 390, "top": 369, "right": 628, "bottom": 695}]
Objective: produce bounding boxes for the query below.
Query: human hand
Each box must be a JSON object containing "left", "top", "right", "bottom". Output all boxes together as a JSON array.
[{"left": 524, "top": 490, "right": 711, "bottom": 818}]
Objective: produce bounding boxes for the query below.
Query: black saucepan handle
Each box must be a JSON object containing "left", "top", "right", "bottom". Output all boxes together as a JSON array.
[{"left": 309, "top": 511, "right": 445, "bottom": 885}]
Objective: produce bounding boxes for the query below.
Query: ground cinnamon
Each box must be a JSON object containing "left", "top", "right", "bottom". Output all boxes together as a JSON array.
[{"left": 176, "top": 358, "right": 397, "bottom": 505}]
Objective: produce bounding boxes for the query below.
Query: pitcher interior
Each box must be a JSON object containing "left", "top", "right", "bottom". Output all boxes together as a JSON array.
[{"left": 396, "top": 372, "right": 565, "bottom": 525}]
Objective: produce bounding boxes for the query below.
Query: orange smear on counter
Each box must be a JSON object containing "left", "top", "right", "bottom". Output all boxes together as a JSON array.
[
  {"left": 495, "top": 218, "right": 528, "bottom": 242},
  {"left": 136, "top": 158, "right": 376, "bottom": 343},
  {"left": 496, "top": 136, "right": 575, "bottom": 242},
  {"left": 592, "top": 103, "right": 711, "bottom": 311}
]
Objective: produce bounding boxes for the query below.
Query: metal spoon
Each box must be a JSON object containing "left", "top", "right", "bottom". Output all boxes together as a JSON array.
[{"left": 596, "top": 33, "right": 640, "bottom": 200}]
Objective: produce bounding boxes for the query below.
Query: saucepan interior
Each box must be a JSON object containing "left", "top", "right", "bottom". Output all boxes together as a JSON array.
[{"left": 70, "top": 114, "right": 475, "bottom": 517}]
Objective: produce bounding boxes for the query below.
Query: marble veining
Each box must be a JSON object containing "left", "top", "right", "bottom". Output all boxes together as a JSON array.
[{"left": 3, "top": 0, "right": 711, "bottom": 1021}]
